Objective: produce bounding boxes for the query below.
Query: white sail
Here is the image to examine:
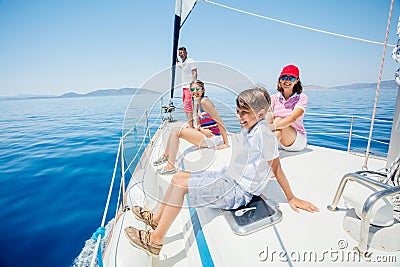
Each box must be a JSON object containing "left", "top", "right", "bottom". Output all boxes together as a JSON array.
[
  {"left": 387, "top": 86, "right": 400, "bottom": 168},
  {"left": 175, "top": 0, "right": 197, "bottom": 26}
]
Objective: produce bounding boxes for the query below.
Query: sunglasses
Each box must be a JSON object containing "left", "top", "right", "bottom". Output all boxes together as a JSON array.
[
  {"left": 190, "top": 87, "right": 202, "bottom": 92},
  {"left": 280, "top": 75, "right": 297, "bottom": 82}
]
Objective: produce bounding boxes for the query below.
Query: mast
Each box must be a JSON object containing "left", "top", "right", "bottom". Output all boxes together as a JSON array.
[
  {"left": 170, "top": 1, "right": 182, "bottom": 104},
  {"left": 169, "top": 0, "right": 197, "bottom": 107}
]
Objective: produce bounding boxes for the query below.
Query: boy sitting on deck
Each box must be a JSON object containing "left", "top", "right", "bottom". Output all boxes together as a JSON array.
[{"left": 124, "top": 86, "right": 319, "bottom": 256}]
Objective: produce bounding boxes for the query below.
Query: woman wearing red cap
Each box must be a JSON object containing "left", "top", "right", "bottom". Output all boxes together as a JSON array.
[{"left": 268, "top": 65, "right": 307, "bottom": 151}]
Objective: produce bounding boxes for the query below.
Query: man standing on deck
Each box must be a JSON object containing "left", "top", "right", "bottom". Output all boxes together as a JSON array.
[{"left": 176, "top": 46, "right": 197, "bottom": 128}]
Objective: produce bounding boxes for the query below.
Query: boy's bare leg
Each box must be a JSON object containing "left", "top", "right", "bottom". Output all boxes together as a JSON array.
[{"left": 151, "top": 171, "right": 190, "bottom": 244}]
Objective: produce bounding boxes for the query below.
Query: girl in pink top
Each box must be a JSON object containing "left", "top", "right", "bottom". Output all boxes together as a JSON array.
[{"left": 268, "top": 65, "right": 307, "bottom": 151}]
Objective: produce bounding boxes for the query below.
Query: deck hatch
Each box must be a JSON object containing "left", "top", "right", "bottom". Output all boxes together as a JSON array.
[{"left": 222, "top": 195, "right": 282, "bottom": 235}]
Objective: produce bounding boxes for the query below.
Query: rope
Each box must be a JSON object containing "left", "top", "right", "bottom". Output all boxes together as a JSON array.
[
  {"left": 363, "top": 0, "right": 395, "bottom": 170},
  {"left": 202, "top": 0, "right": 395, "bottom": 47},
  {"left": 91, "top": 227, "right": 106, "bottom": 267}
]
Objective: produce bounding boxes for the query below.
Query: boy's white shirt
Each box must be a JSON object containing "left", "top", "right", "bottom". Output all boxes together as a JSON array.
[{"left": 224, "top": 120, "right": 279, "bottom": 195}]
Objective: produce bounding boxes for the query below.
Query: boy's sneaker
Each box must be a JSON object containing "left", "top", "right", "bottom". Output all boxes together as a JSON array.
[
  {"left": 153, "top": 155, "right": 168, "bottom": 166},
  {"left": 132, "top": 206, "right": 158, "bottom": 230},
  {"left": 124, "top": 227, "right": 162, "bottom": 256}
]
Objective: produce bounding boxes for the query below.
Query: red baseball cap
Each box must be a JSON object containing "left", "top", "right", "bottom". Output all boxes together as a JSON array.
[{"left": 280, "top": 65, "right": 299, "bottom": 79}]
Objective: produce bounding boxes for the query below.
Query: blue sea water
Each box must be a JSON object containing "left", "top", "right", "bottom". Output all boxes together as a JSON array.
[{"left": 0, "top": 87, "right": 397, "bottom": 267}]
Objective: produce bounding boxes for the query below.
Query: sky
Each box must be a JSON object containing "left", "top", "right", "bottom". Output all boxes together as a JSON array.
[{"left": 0, "top": 0, "right": 399, "bottom": 97}]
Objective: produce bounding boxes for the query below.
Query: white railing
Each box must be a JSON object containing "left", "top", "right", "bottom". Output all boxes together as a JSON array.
[
  {"left": 89, "top": 98, "right": 166, "bottom": 267},
  {"left": 306, "top": 112, "right": 391, "bottom": 157}
]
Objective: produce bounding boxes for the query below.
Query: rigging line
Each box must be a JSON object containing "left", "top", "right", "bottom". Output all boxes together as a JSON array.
[
  {"left": 363, "top": 0, "right": 395, "bottom": 170},
  {"left": 202, "top": 0, "right": 395, "bottom": 47}
]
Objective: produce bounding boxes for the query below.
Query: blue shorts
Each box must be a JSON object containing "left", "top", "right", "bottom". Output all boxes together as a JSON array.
[{"left": 188, "top": 168, "right": 253, "bottom": 209}]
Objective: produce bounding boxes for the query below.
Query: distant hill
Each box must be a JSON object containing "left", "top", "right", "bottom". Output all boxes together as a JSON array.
[
  {"left": 302, "top": 80, "right": 397, "bottom": 91},
  {"left": 59, "top": 88, "right": 157, "bottom": 98},
  {"left": 1, "top": 80, "right": 397, "bottom": 100},
  {"left": 334, "top": 80, "right": 397, "bottom": 90},
  {"left": 303, "top": 85, "right": 335, "bottom": 91},
  {"left": 0, "top": 87, "right": 158, "bottom": 100}
]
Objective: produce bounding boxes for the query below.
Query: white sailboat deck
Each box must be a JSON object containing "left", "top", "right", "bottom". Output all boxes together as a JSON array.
[{"left": 138, "top": 121, "right": 399, "bottom": 266}]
